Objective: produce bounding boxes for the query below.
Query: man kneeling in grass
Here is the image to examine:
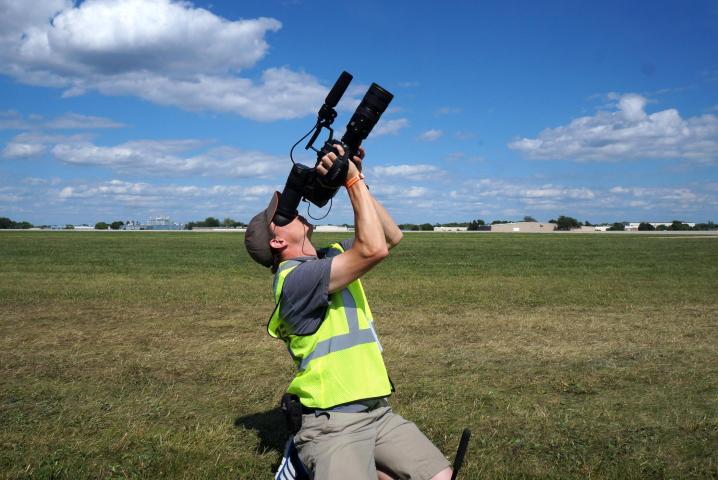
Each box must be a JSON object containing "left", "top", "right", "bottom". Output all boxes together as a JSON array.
[{"left": 245, "top": 145, "right": 452, "bottom": 480}]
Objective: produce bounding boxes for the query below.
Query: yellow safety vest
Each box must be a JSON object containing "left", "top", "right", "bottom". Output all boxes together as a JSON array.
[{"left": 268, "top": 242, "right": 392, "bottom": 409}]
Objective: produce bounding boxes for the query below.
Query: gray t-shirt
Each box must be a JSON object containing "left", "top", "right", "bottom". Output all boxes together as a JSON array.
[{"left": 279, "top": 238, "right": 354, "bottom": 335}]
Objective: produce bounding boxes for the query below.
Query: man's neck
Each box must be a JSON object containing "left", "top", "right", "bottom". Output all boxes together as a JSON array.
[{"left": 282, "top": 241, "right": 317, "bottom": 261}]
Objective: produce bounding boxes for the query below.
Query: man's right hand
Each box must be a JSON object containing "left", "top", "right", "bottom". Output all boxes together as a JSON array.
[{"left": 316, "top": 144, "right": 360, "bottom": 182}]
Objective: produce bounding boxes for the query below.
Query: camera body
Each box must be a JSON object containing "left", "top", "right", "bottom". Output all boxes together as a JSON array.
[{"left": 273, "top": 72, "right": 393, "bottom": 227}]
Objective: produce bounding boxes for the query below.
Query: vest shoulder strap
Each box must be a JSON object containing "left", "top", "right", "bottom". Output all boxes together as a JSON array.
[{"left": 273, "top": 259, "right": 306, "bottom": 300}]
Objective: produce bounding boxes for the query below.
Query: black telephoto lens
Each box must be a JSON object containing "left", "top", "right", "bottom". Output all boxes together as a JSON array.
[
  {"left": 341, "top": 83, "right": 394, "bottom": 153},
  {"left": 362, "top": 83, "right": 393, "bottom": 115}
]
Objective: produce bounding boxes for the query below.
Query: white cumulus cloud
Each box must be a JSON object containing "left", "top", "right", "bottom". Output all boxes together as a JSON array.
[
  {"left": 45, "top": 113, "right": 125, "bottom": 129},
  {"left": 609, "top": 185, "right": 703, "bottom": 205},
  {"left": 371, "top": 164, "right": 443, "bottom": 180},
  {"left": 446, "top": 177, "right": 718, "bottom": 221},
  {"left": 0, "top": 175, "right": 282, "bottom": 223},
  {"left": 419, "top": 129, "right": 443, "bottom": 141},
  {"left": 50, "top": 139, "right": 284, "bottom": 178},
  {"left": 436, "top": 107, "right": 461, "bottom": 115},
  {"left": 471, "top": 179, "right": 597, "bottom": 203},
  {"left": 509, "top": 93, "right": 718, "bottom": 162},
  {"left": 51, "top": 179, "right": 278, "bottom": 216},
  {"left": 2, "top": 142, "right": 46, "bottom": 158},
  {"left": 2, "top": 132, "right": 91, "bottom": 158},
  {"left": 0, "top": 110, "right": 33, "bottom": 130},
  {"left": 0, "top": 111, "right": 124, "bottom": 130},
  {"left": 373, "top": 118, "right": 409, "bottom": 136},
  {"left": 0, "top": 0, "right": 328, "bottom": 120}
]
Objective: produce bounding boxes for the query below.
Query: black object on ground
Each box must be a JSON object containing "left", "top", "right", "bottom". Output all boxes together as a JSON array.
[{"left": 451, "top": 428, "right": 471, "bottom": 480}]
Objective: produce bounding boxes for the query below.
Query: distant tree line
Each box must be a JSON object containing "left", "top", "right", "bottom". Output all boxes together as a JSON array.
[
  {"left": 185, "top": 217, "right": 247, "bottom": 230},
  {"left": 595, "top": 220, "right": 716, "bottom": 232},
  {"left": 398, "top": 219, "right": 490, "bottom": 231},
  {"left": 397, "top": 223, "right": 436, "bottom": 231},
  {"left": 544, "top": 217, "right": 717, "bottom": 231},
  {"left": 94, "top": 221, "right": 125, "bottom": 230},
  {"left": 0, "top": 217, "right": 33, "bottom": 229},
  {"left": 547, "top": 216, "right": 581, "bottom": 231},
  {"left": 640, "top": 220, "right": 716, "bottom": 231},
  {"left": 468, "top": 219, "right": 487, "bottom": 230}
]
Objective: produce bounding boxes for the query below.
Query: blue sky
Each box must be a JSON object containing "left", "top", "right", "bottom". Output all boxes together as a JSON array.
[{"left": 1, "top": 0, "right": 717, "bottom": 226}]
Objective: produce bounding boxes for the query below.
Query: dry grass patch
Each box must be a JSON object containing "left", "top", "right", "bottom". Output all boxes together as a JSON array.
[{"left": 1, "top": 232, "right": 716, "bottom": 478}]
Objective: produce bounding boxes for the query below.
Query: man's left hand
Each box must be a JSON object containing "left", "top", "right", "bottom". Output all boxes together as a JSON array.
[{"left": 351, "top": 146, "right": 365, "bottom": 172}]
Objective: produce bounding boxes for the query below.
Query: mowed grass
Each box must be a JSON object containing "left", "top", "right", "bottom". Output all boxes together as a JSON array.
[{"left": 1, "top": 231, "right": 716, "bottom": 479}]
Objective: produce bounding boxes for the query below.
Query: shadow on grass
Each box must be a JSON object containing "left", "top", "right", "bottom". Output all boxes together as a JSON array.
[{"left": 234, "top": 407, "right": 288, "bottom": 456}]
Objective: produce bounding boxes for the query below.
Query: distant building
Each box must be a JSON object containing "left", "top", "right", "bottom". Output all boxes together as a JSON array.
[
  {"left": 191, "top": 227, "right": 246, "bottom": 232},
  {"left": 314, "top": 225, "right": 350, "bottom": 233},
  {"left": 122, "top": 220, "right": 142, "bottom": 231},
  {"left": 650, "top": 222, "right": 695, "bottom": 228},
  {"left": 141, "top": 216, "right": 184, "bottom": 230},
  {"left": 490, "top": 221, "right": 557, "bottom": 233},
  {"left": 119, "top": 216, "right": 183, "bottom": 230},
  {"left": 433, "top": 226, "right": 468, "bottom": 232},
  {"left": 573, "top": 225, "right": 610, "bottom": 232}
]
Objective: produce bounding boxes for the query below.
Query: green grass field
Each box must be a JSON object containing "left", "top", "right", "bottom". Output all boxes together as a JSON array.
[{"left": 1, "top": 231, "right": 717, "bottom": 479}]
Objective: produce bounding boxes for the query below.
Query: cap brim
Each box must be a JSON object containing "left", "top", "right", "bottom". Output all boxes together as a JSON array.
[{"left": 244, "top": 191, "right": 280, "bottom": 268}]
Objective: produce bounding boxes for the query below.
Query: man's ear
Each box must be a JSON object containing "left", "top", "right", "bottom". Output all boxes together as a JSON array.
[{"left": 269, "top": 236, "right": 286, "bottom": 250}]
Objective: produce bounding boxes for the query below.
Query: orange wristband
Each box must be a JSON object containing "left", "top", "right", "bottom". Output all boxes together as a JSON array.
[{"left": 345, "top": 173, "right": 365, "bottom": 189}]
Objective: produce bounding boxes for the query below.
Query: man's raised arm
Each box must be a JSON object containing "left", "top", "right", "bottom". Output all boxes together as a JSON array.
[
  {"left": 371, "top": 195, "right": 403, "bottom": 250},
  {"left": 350, "top": 147, "right": 403, "bottom": 250},
  {"left": 315, "top": 146, "right": 388, "bottom": 294}
]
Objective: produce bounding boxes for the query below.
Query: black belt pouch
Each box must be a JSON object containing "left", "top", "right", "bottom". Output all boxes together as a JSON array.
[{"left": 280, "top": 393, "right": 303, "bottom": 434}]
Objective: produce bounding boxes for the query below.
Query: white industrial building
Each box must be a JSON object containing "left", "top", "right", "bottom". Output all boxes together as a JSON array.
[
  {"left": 490, "top": 222, "right": 557, "bottom": 233},
  {"left": 573, "top": 225, "right": 610, "bottom": 232},
  {"left": 314, "top": 225, "right": 350, "bottom": 232},
  {"left": 143, "top": 216, "right": 184, "bottom": 230},
  {"left": 433, "top": 226, "right": 468, "bottom": 232}
]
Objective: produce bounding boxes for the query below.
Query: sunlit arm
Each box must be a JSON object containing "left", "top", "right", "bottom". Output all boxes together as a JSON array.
[{"left": 371, "top": 195, "right": 403, "bottom": 249}]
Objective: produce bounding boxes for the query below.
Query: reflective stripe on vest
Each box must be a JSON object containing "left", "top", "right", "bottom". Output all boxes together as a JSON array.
[{"left": 297, "top": 288, "right": 383, "bottom": 370}]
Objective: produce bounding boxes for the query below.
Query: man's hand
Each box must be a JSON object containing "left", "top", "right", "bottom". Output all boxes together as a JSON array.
[
  {"left": 351, "top": 146, "right": 365, "bottom": 172},
  {"left": 316, "top": 145, "right": 361, "bottom": 181}
]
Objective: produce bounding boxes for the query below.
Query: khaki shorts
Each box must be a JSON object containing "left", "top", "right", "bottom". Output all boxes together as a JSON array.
[{"left": 294, "top": 406, "right": 450, "bottom": 480}]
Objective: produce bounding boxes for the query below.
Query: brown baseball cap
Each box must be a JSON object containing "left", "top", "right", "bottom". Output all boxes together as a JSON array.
[{"left": 244, "top": 191, "right": 280, "bottom": 268}]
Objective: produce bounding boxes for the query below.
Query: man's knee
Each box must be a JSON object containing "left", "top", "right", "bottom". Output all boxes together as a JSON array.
[
  {"left": 431, "top": 467, "right": 453, "bottom": 480},
  {"left": 376, "top": 470, "right": 394, "bottom": 480}
]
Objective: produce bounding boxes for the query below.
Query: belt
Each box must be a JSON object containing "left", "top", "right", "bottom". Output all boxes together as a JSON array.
[{"left": 302, "top": 397, "right": 389, "bottom": 415}]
